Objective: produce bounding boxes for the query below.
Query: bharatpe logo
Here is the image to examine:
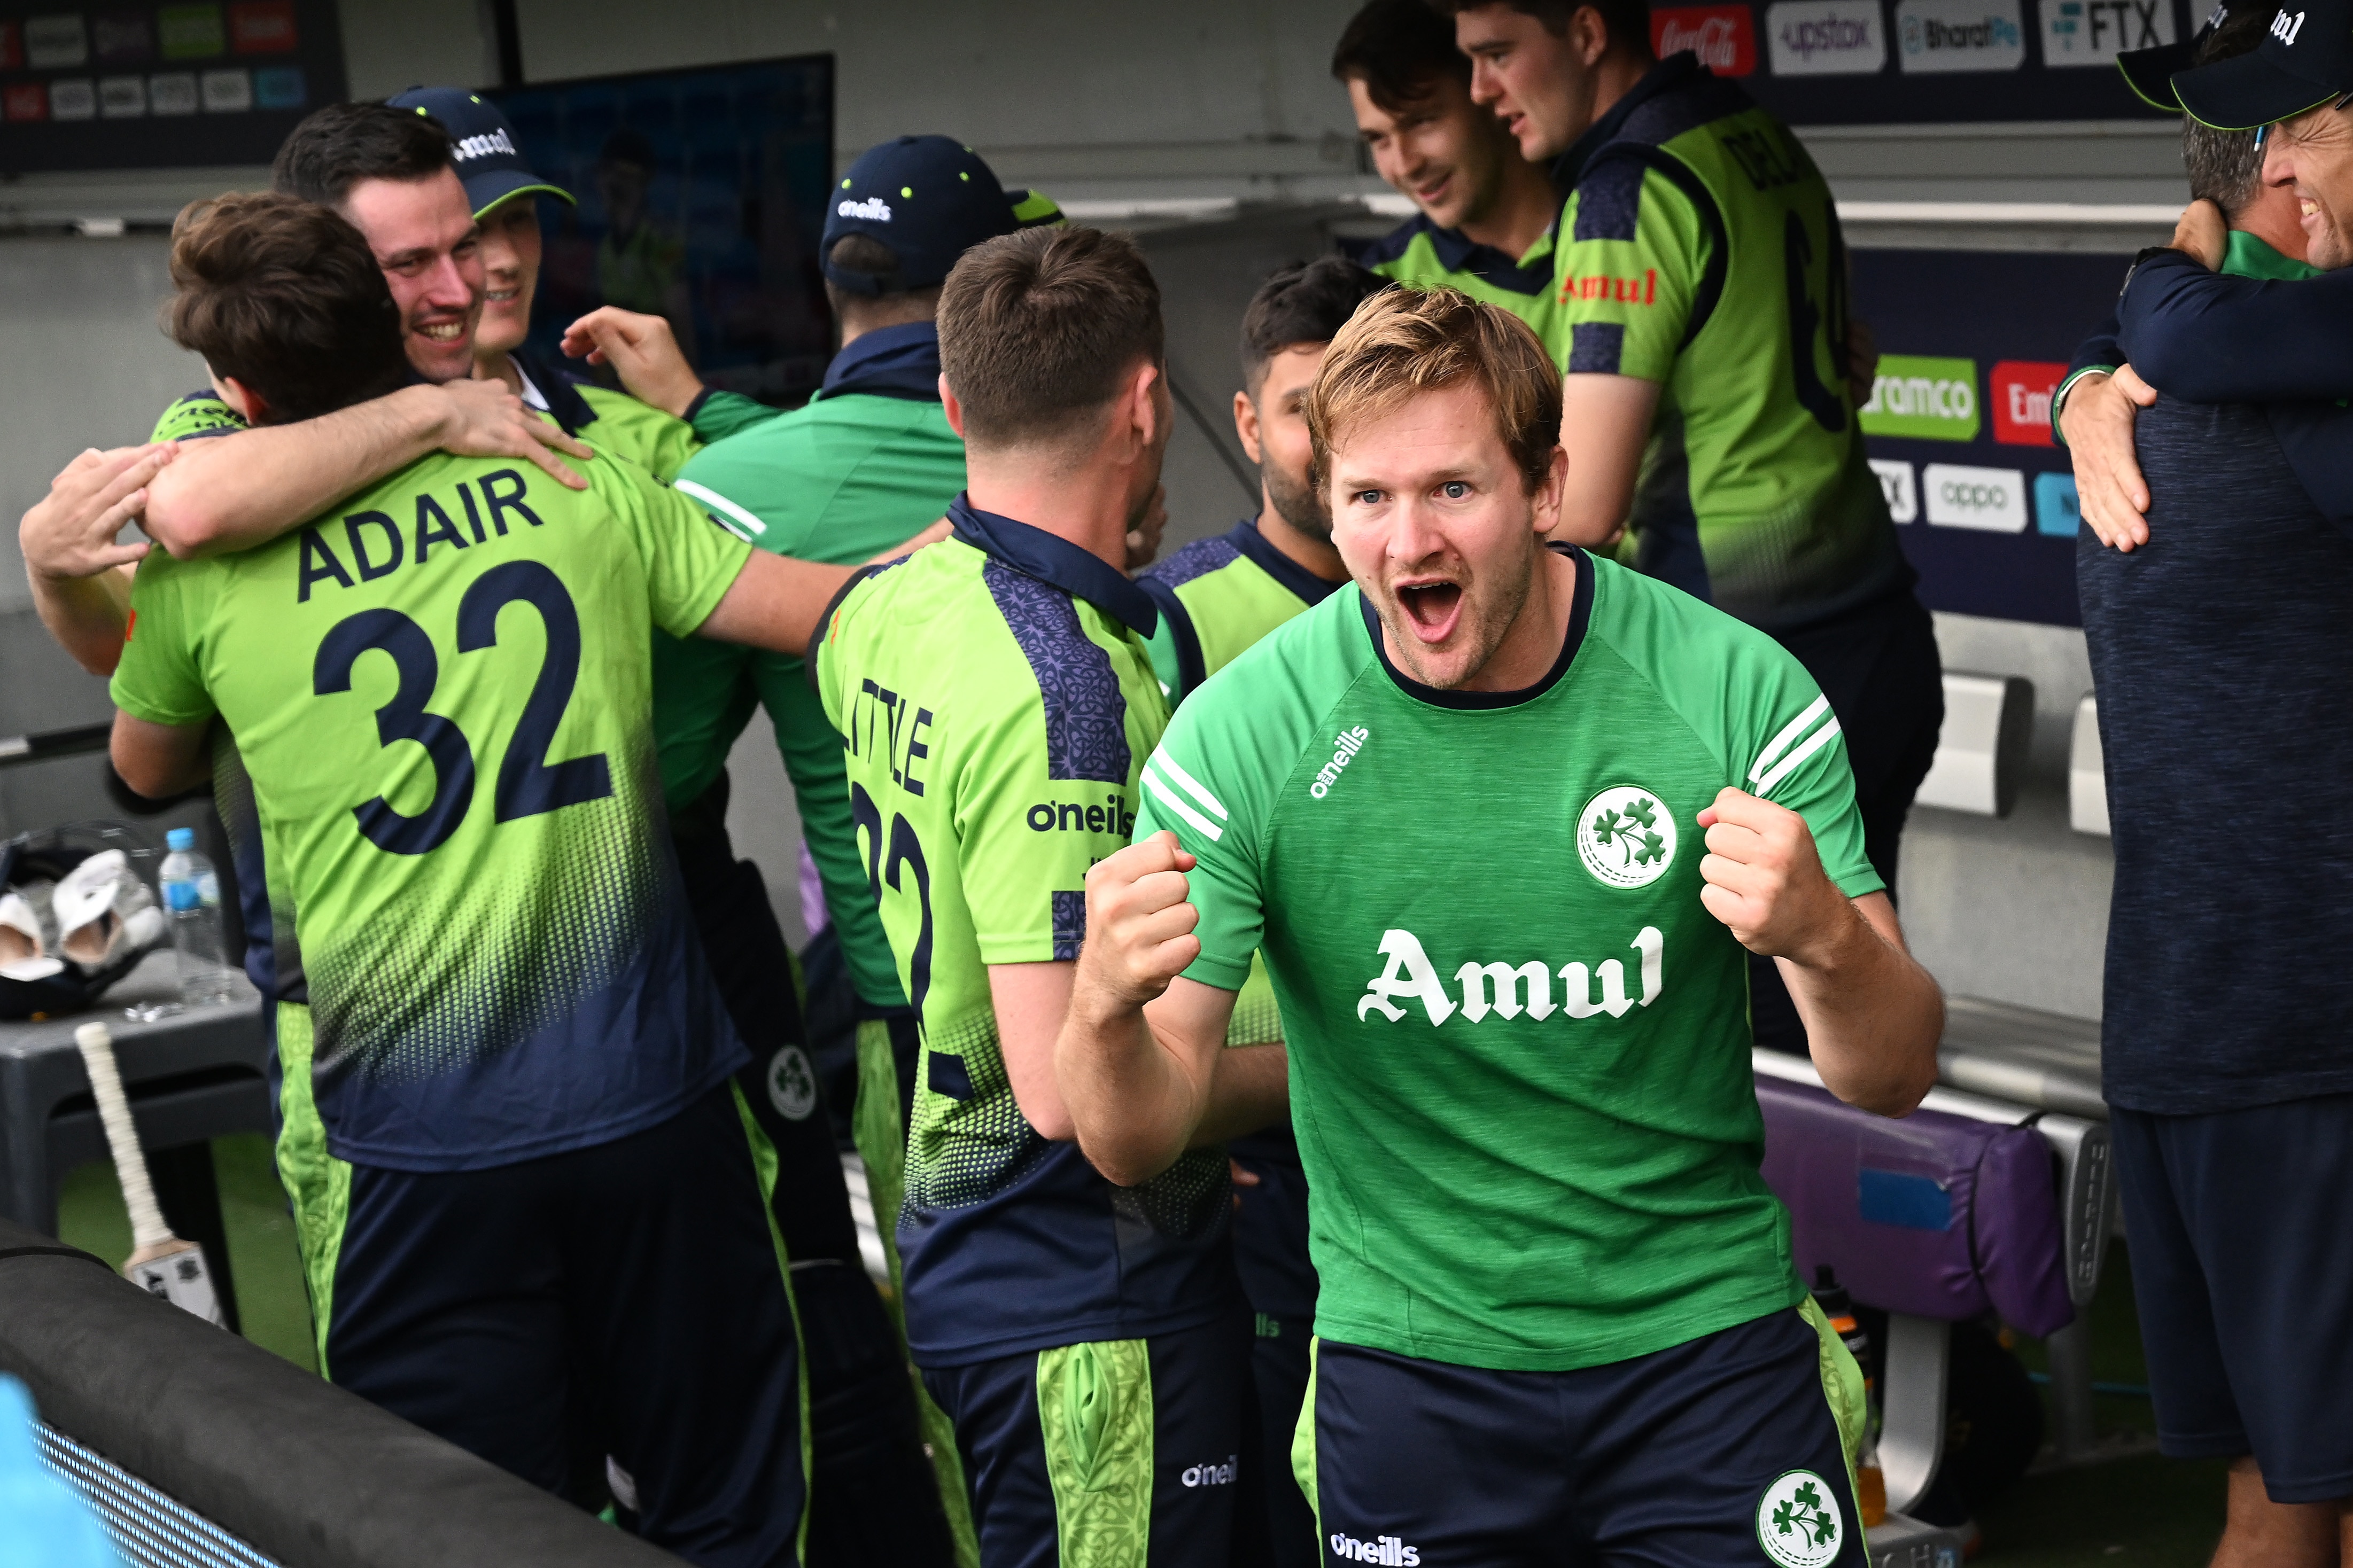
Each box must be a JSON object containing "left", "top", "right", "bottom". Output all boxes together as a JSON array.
[
  {"left": 1766, "top": 0, "right": 1889, "bottom": 73},
  {"left": 452, "top": 129, "right": 517, "bottom": 165},
  {"left": 1330, "top": 1533, "right": 1420, "bottom": 1565},
  {"left": 837, "top": 195, "right": 892, "bottom": 222},
  {"left": 1896, "top": 0, "right": 2027, "bottom": 69},
  {"left": 1310, "top": 726, "right": 1370, "bottom": 800},
  {"left": 1578, "top": 785, "right": 1676, "bottom": 889},
  {"left": 1180, "top": 1454, "right": 1237, "bottom": 1488},
  {"left": 1357, "top": 927, "right": 1666, "bottom": 1025},
  {"left": 1859, "top": 354, "right": 1981, "bottom": 441},
  {"left": 1756, "top": 1470, "right": 1844, "bottom": 1568}
]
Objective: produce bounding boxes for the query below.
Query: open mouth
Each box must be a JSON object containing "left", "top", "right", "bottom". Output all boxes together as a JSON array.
[
  {"left": 416, "top": 319, "right": 467, "bottom": 344},
  {"left": 2302, "top": 198, "right": 2320, "bottom": 221},
  {"left": 1394, "top": 580, "right": 1464, "bottom": 644},
  {"left": 486, "top": 287, "right": 520, "bottom": 306}
]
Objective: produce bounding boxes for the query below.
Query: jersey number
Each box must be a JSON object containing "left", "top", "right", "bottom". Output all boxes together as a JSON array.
[
  {"left": 1782, "top": 206, "right": 1849, "bottom": 435},
  {"left": 850, "top": 782, "right": 933, "bottom": 1021},
  {"left": 312, "top": 561, "right": 613, "bottom": 855}
]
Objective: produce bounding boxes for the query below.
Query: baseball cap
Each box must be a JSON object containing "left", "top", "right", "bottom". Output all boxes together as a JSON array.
[
  {"left": 2118, "top": 2, "right": 2231, "bottom": 108},
  {"left": 2175, "top": 0, "right": 2353, "bottom": 129},
  {"left": 386, "top": 87, "right": 574, "bottom": 218},
  {"left": 821, "top": 135, "right": 1059, "bottom": 295}
]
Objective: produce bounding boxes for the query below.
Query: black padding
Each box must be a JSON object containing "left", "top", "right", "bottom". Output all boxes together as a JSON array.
[{"left": 0, "top": 1217, "right": 678, "bottom": 1567}]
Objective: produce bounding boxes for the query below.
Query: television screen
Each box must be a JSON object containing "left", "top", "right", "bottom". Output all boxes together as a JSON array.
[{"left": 490, "top": 53, "right": 835, "bottom": 408}]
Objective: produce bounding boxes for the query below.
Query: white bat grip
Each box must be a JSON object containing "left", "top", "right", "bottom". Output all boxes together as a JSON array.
[{"left": 74, "top": 1022, "right": 173, "bottom": 1252}]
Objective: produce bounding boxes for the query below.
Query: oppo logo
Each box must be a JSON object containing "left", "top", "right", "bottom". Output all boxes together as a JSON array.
[
  {"left": 1922, "top": 463, "right": 2029, "bottom": 532},
  {"left": 1939, "top": 479, "right": 2009, "bottom": 511}
]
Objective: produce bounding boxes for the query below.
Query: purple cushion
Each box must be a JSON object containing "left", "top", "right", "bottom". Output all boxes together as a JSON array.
[{"left": 1756, "top": 1075, "right": 2074, "bottom": 1337}]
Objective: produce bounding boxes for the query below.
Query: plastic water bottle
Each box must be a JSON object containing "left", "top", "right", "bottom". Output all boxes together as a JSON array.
[
  {"left": 158, "top": 828, "right": 233, "bottom": 1006},
  {"left": 1812, "top": 1266, "right": 1887, "bottom": 1527}
]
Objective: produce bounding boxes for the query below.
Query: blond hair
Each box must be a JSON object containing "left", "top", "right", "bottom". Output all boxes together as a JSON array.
[{"left": 1304, "top": 286, "right": 1562, "bottom": 496}]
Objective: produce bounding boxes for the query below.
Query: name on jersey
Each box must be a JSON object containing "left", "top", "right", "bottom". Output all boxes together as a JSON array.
[
  {"left": 1027, "top": 791, "right": 1137, "bottom": 838},
  {"left": 1357, "top": 926, "right": 1665, "bottom": 1025},
  {"left": 1310, "top": 726, "right": 1370, "bottom": 799},
  {"left": 452, "top": 129, "right": 517, "bottom": 165},
  {"left": 841, "top": 679, "right": 933, "bottom": 798},
  {"left": 296, "top": 469, "right": 543, "bottom": 602},
  {"left": 1560, "top": 268, "right": 1657, "bottom": 306}
]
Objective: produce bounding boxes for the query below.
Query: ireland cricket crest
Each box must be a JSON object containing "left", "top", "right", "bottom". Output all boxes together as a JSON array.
[
  {"left": 1577, "top": 785, "right": 1677, "bottom": 890},
  {"left": 1756, "top": 1469, "right": 1844, "bottom": 1568}
]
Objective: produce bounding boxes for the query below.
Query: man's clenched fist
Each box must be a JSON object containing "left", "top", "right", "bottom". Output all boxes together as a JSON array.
[
  {"left": 1075, "top": 831, "right": 1201, "bottom": 1008},
  {"left": 1695, "top": 787, "right": 1847, "bottom": 962}
]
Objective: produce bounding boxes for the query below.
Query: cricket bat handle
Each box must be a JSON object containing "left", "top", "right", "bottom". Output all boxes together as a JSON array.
[{"left": 73, "top": 1021, "right": 174, "bottom": 1254}]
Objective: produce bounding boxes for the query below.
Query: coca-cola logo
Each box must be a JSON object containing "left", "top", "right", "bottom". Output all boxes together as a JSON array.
[{"left": 1649, "top": 5, "right": 1758, "bottom": 74}]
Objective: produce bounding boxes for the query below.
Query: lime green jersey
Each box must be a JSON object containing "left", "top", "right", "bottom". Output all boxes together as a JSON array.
[
  {"left": 111, "top": 450, "right": 753, "bottom": 1170},
  {"left": 1350, "top": 211, "right": 1561, "bottom": 344},
  {"left": 1136, "top": 519, "right": 1340, "bottom": 700},
  {"left": 654, "top": 323, "right": 968, "bottom": 1012},
  {"left": 1133, "top": 547, "right": 1881, "bottom": 1371},
  {"left": 813, "top": 498, "right": 1236, "bottom": 1364},
  {"left": 1546, "top": 57, "right": 1904, "bottom": 633}
]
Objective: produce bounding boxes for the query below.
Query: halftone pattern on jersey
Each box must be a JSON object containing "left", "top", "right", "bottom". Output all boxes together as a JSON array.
[{"left": 904, "top": 1009, "right": 1045, "bottom": 1212}]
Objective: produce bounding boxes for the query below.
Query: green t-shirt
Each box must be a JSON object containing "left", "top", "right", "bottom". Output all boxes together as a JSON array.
[
  {"left": 653, "top": 370, "right": 968, "bottom": 1013},
  {"left": 813, "top": 501, "right": 1236, "bottom": 1364},
  {"left": 1352, "top": 212, "right": 1560, "bottom": 345},
  {"left": 1546, "top": 58, "right": 1902, "bottom": 633},
  {"left": 111, "top": 450, "right": 754, "bottom": 1169},
  {"left": 1132, "top": 547, "right": 1881, "bottom": 1371},
  {"left": 1136, "top": 519, "right": 1340, "bottom": 700}
]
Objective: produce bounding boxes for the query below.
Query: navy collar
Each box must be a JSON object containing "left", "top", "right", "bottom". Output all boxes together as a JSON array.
[
  {"left": 1224, "top": 519, "right": 1344, "bottom": 606},
  {"left": 817, "top": 321, "right": 944, "bottom": 403},
  {"left": 509, "top": 346, "right": 599, "bottom": 436},
  {"left": 1550, "top": 52, "right": 1707, "bottom": 190},
  {"left": 1358, "top": 543, "right": 1591, "bottom": 710},
  {"left": 1413, "top": 216, "right": 1552, "bottom": 298},
  {"left": 950, "top": 495, "right": 1158, "bottom": 637}
]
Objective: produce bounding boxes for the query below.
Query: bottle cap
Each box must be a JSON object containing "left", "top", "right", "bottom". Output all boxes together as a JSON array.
[{"left": 166, "top": 828, "right": 195, "bottom": 851}]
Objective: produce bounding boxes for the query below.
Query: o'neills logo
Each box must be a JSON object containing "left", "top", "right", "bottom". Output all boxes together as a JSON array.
[
  {"left": 1331, "top": 1534, "right": 1420, "bottom": 1566},
  {"left": 1309, "top": 726, "right": 1370, "bottom": 800},
  {"left": 836, "top": 196, "right": 892, "bottom": 221},
  {"left": 453, "top": 129, "right": 516, "bottom": 163},
  {"left": 1562, "top": 268, "right": 1657, "bottom": 306},
  {"left": 1179, "top": 1455, "right": 1238, "bottom": 1487}
]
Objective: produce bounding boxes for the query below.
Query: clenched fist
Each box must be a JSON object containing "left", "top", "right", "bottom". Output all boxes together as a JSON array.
[
  {"left": 1696, "top": 787, "right": 1848, "bottom": 963},
  {"left": 1075, "top": 830, "right": 1201, "bottom": 1008}
]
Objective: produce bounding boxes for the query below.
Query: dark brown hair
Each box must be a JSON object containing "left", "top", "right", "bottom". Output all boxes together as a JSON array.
[
  {"left": 1429, "top": 0, "right": 1655, "bottom": 57},
  {"left": 2183, "top": 7, "right": 2278, "bottom": 215},
  {"left": 1306, "top": 285, "right": 1561, "bottom": 496},
  {"left": 271, "top": 101, "right": 454, "bottom": 209},
  {"left": 166, "top": 192, "right": 408, "bottom": 424},
  {"left": 937, "top": 225, "right": 1164, "bottom": 450},
  {"left": 1332, "top": 0, "right": 1472, "bottom": 113},
  {"left": 1240, "top": 256, "right": 1389, "bottom": 391}
]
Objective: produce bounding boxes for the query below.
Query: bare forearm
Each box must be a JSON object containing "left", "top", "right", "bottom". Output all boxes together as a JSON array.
[
  {"left": 1784, "top": 906, "right": 1943, "bottom": 1115},
  {"left": 29, "top": 567, "right": 130, "bottom": 676},
  {"left": 143, "top": 387, "right": 445, "bottom": 558},
  {"left": 1057, "top": 996, "right": 1212, "bottom": 1187},
  {"left": 695, "top": 552, "right": 857, "bottom": 656},
  {"left": 1187, "top": 1044, "right": 1287, "bottom": 1149}
]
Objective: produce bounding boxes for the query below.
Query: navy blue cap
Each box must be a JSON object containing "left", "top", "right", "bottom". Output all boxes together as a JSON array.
[
  {"left": 822, "top": 135, "right": 1058, "bottom": 296},
  {"left": 387, "top": 87, "right": 574, "bottom": 218},
  {"left": 2119, "top": 2, "right": 2232, "bottom": 109},
  {"left": 2177, "top": 1, "right": 2353, "bottom": 128}
]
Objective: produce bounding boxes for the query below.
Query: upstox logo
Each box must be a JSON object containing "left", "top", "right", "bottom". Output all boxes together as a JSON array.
[
  {"left": 1859, "top": 354, "right": 1981, "bottom": 441},
  {"left": 1330, "top": 1533, "right": 1420, "bottom": 1565},
  {"left": 837, "top": 196, "right": 892, "bottom": 221},
  {"left": 452, "top": 129, "right": 516, "bottom": 164}
]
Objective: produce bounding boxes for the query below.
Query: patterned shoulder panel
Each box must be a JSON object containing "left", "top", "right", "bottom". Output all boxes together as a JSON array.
[
  {"left": 1141, "top": 533, "right": 1242, "bottom": 592},
  {"left": 981, "top": 560, "right": 1132, "bottom": 785}
]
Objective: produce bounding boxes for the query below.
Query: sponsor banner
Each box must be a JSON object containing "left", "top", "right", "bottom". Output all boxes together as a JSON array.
[
  {"left": 94, "top": 12, "right": 154, "bottom": 63},
  {"left": 0, "top": 20, "right": 19, "bottom": 71},
  {"left": 50, "top": 77, "right": 96, "bottom": 119},
  {"left": 201, "top": 68, "right": 252, "bottom": 112},
  {"left": 1652, "top": 4, "right": 1758, "bottom": 74},
  {"left": 253, "top": 65, "right": 306, "bottom": 109},
  {"left": 1870, "top": 458, "right": 1920, "bottom": 522},
  {"left": 1896, "top": 0, "right": 2026, "bottom": 72},
  {"left": 159, "top": 3, "right": 229, "bottom": 59},
  {"left": 229, "top": 0, "right": 300, "bottom": 53},
  {"left": 4, "top": 82, "right": 46, "bottom": 121},
  {"left": 1924, "top": 463, "right": 2029, "bottom": 531},
  {"left": 98, "top": 74, "right": 146, "bottom": 118},
  {"left": 1860, "top": 355, "right": 1982, "bottom": 441},
  {"left": 26, "top": 13, "right": 89, "bottom": 68},
  {"left": 150, "top": 72, "right": 199, "bottom": 115},
  {"left": 1767, "top": 0, "right": 1890, "bottom": 74},
  {"left": 1990, "top": 360, "right": 2067, "bottom": 446},
  {"left": 2033, "top": 472, "right": 2082, "bottom": 536},
  {"left": 2043, "top": 0, "right": 2176, "bottom": 66}
]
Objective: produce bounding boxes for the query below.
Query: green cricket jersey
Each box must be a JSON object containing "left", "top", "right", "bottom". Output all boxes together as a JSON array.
[
  {"left": 1133, "top": 546, "right": 1881, "bottom": 1371},
  {"left": 653, "top": 322, "right": 967, "bottom": 1012},
  {"left": 814, "top": 497, "right": 1238, "bottom": 1364},
  {"left": 1546, "top": 56, "right": 1904, "bottom": 633},
  {"left": 111, "top": 450, "right": 754, "bottom": 1169},
  {"left": 1349, "top": 210, "right": 1560, "bottom": 344},
  {"left": 1136, "top": 518, "right": 1340, "bottom": 701}
]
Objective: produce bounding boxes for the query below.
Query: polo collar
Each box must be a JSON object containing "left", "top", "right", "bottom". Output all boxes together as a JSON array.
[
  {"left": 950, "top": 495, "right": 1158, "bottom": 637},
  {"left": 1550, "top": 52, "right": 1708, "bottom": 190},
  {"left": 508, "top": 346, "right": 597, "bottom": 436},
  {"left": 1223, "top": 519, "right": 1343, "bottom": 606},
  {"left": 817, "top": 321, "right": 944, "bottom": 403}
]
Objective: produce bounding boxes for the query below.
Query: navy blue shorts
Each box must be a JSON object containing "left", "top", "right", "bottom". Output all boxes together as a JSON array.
[
  {"left": 2111, "top": 1093, "right": 2353, "bottom": 1503},
  {"left": 1307, "top": 1308, "right": 1863, "bottom": 1568},
  {"left": 1253, "top": 1313, "right": 1318, "bottom": 1568},
  {"left": 921, "top": 1312, "right": 1263, "bottom": 1568},
  {"left": 324, "top": 1086, "right": 804, "bottom": 1567}
]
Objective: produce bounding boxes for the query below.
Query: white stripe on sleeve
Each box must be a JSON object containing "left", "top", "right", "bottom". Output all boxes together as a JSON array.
[
  {"left": 1142, "top": 759, "right": 1224, "bottom": 842},
  {"left": 675, "top": 478, "right": 770, "bottom": 540}
]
